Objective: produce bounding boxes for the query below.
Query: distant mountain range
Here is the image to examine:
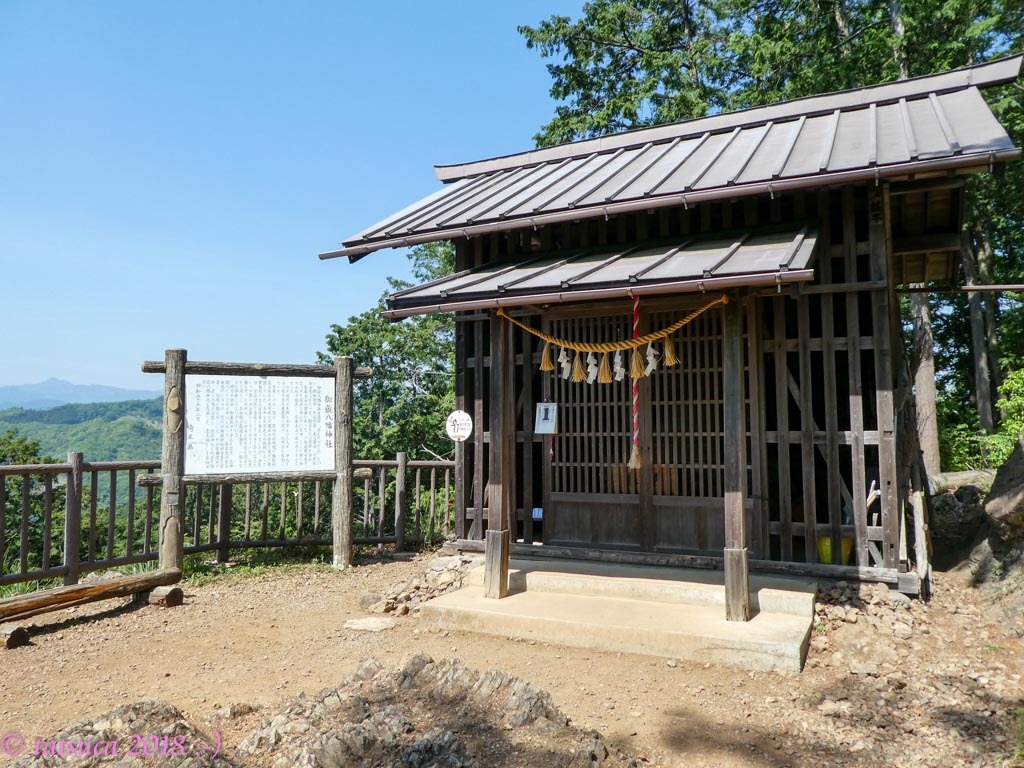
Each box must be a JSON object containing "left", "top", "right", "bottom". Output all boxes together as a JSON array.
[{"left": 0, "top": 379, "right": 161, "bottom": 410}]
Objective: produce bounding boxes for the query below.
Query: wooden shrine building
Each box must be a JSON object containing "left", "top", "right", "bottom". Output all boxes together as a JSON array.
[{"left": 322, "top": 56, "right": 1022, "bottom": 620}]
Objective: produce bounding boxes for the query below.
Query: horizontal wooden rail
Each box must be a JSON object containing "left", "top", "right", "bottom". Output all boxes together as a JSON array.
[
  {"left": 450, "top": 540, "right": 900, "bottom": 584},
  {"left": 0, "top": 566, "right": 68, "bottom": 587},
  {"left": 138, "top": 467, "right": 377, "bottom": 486},
  {"left": 0, "top": 463, "right": 72, "bottom": 476},
  {"left": 352, "top": 459, "right": 454, "bottom": 469},
  {"left": 140, "top": 361, "right": 372, "bottom": 379},
  {"left": 83, "top": 460, "right": 161, "bottom": 471}
]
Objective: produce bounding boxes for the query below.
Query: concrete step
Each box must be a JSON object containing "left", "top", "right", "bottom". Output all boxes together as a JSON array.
[
  {"left": 464, "top": 558, "right": 816, "bottom": 618},
  {"left": 422, "top": 585, "right": 812, "bottom": 672}
]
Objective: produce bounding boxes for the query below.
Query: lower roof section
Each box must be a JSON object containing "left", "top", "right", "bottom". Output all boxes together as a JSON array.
[{"left": 384, "top": 225, "right": 817, "bottom": 318}]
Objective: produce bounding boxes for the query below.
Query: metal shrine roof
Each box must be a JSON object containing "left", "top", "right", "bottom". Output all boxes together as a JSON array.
[
  {"left": 322, "top": 56, "right": 1021, "bottom": 262},
  {"left": 383, "top": 226, "right": 817, "bottom": 318}
]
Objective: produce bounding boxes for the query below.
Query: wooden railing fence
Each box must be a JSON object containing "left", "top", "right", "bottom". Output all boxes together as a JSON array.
[{"left": 1, "top": 453, "right": 454, "bottom": 592}]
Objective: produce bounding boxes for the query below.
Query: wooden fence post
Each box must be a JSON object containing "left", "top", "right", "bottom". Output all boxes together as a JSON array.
[
  {"left": 63, "top": 452, "right": 83, "bottom": 586},
  {"left": 159, "top": 349, "right": 186, "bottom": 573},
  {"left": 331, "top": 356, "right": 354, "bottom": 570},
  {"left": 217, "top": 483, "right": 232, "bottom": 563},
  {"left": 395, "top": 452, "right": 408, "bottom": 551}
]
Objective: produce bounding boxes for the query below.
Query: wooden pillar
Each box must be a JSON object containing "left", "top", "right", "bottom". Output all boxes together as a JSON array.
[
  {"left": 158, "top": 349, "right": 186, "bottom": 573},
  {"left": 872, "top": 188, "right": 899, "bottom": 569},
  {"left": 484, "top": 313, "right": 513, "bottom": 599},
  {"left": 332, "top": 356, "right": 354, "bottom": 570},
  {"left": 723, "top": 299, "right": 750, "bottom": 621},
  {"left": 63, "top": 451, "right": 83, "bottom": 586},
  {"left": 395, "top": 451, "right": 408, "bottom": 551}
]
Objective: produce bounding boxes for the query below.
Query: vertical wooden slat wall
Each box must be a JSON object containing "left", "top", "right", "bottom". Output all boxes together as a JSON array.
[
  {"left": 760, "top": 188, "right": 898, "bottom": 569},
  {"left": 450, "top": 187, "right": 902, "bottom": 576}
]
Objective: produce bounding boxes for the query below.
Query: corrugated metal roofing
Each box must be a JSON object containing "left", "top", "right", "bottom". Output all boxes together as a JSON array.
[
  {"left": 383, "top": 226, "right": 817, "bottom": 318},
  {"left": 324, "top": 56, "right": 1021, "bottom": 262}
]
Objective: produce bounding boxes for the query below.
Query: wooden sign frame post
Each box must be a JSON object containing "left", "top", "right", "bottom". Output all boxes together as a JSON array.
[
  {"left": 332, "top": 356, "right": 354, "bottom": 570},
  {"left": 159, "top": 348, "right": 187, "bottom": 573}
]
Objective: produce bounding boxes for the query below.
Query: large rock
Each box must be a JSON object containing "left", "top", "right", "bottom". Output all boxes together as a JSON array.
[
  {"left": 930, "top": 485, "right": 987, "bottom": 551},
  {"left": 984, "top": 439, "right": 1024, "bottom": 543}
]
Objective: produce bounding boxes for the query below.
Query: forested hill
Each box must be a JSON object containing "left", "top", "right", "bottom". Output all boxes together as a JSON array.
[{"left": 0, "top": 399, "right": 162, "bottom": 461}]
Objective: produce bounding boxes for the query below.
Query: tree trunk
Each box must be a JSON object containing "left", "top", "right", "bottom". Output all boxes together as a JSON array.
[
  {"left": 891, "top": 2, "right": 939, "bottom": 475},
  {"left": 979, "top": 228, "right": 1004, "bottom": 413},
  {"left": 962, "top": 232, "right": 995, "bottom": 431},
  {"left": 833, "top": 0, "right": 853, "bottom": 83},
  {"left": 911, "top": 291, "right": 941, "bottom": 476},
  {"left": 889, "top": 0, "right": 910, "bottom": 78}
]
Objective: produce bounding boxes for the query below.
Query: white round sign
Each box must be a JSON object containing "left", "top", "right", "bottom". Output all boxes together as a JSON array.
[{"left": 445, "top": 410, "right": 473, "bottom": 442}]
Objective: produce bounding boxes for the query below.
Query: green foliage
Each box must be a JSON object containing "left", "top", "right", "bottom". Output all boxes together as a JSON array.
[
  {"left": 0, "top": 399, "right": 161, "bottom": 426},
  {"left": 0, "top": 428, "right": 55, "bottom": 464},
  {"left": 0, "top": 399, "right": 162, "bottom": 462},
  {"left": 996, "top": 368, "right": 1024, "bottom": 441},
  {"left": 521, "top": 0, "right": 1022, "bottom": 146},
  {"left": 319, "top": 242, "right": 456, "bottom": 462},
  {"left": 1, "top": 430, "right": 64, "bottom": 576},
  {"left": 939, "top": 368, "right": 1024, "bottom": 470}
]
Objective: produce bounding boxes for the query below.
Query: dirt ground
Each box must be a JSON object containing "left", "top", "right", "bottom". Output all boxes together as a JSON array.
[{"left": 1, "top": 552, "right": 1021, "bottom": 768}]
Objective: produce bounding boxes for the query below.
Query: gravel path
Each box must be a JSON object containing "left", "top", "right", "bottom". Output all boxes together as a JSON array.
[{"left": 1, "top": 553, "right": 1021, "bottom": 767}]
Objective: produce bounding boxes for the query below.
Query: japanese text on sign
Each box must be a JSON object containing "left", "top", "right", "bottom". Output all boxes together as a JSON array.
[{"left": 184, "top": 375, "right": 335, "bottom": 475}]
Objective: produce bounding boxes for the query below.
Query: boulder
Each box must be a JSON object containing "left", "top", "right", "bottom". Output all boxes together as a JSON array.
[
  {"left": 984, "top": 439, "right": 1024, "bottom": 543},
  {"left": 930, "top": 485, "right": 987, "bottom": 551}
]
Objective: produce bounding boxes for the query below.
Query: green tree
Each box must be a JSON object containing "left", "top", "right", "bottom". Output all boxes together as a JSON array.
[
  {"left": 319, "top": 242, "right": 456, "bottom": 462},
  {"left": 521, "top": 0, "right": 1024, "bottom": 470},
  {"left": 521, "top": 1, "right": 1021, "bottom": 145}
]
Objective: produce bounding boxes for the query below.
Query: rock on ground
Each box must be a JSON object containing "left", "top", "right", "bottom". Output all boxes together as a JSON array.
[
  {"left": 367, "top": 555, "right": 477, "bottom": 616},
  {"left": 931, "top": 484, "right": 988, "bottom": 552},
  {"left": 12, "top": 701, "right": 232, "bottom": 768},
  {"left": 238, "top": 654, "right": 642, "bottom": 768},
  {"left": 343, "top": 617, "right": 398, "bottom": 632},
  {"left": 13, "top": 657, "right": 645, "bottom": 768}
]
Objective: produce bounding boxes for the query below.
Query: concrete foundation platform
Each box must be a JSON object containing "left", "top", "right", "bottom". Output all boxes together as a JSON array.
[{"left": 422, "top": 558, "right": 815, "bottom": 672}]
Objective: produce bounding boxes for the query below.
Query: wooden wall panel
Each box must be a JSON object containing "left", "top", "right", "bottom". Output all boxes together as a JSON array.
[{"left": 450, "top": 189, "right": 901, "bottom": 581}]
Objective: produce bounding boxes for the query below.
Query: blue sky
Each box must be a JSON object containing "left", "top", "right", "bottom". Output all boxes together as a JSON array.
[{"left": 0, "top": 1, "right": 580, "bottom": 389}]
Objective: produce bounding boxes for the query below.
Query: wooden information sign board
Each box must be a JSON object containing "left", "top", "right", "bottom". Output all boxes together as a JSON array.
[{"left": 184, "top": 375, "right": 335, "bottom": 475}]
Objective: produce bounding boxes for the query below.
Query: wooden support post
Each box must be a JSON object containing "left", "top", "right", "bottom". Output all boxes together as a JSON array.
[
  {"left": 63, "top": 451, "right": 83, "bottom": 586},
  {"left": 135, "top": 585, "right": 184, "bottom": 607},
  {"left": 217, "top": 483, "right": 232, "bottom": 563},
  {"left": 484, "top": 528, "right": 510, "bottom": 598},
  {"left": 158, "top": 349, "right": 186, "bottom": 573},
  {"left": 332, "top": 356, "right": 354, "bottom": 570},
  {"left": 871, "top": 188, "right": 899, "bottom": 569},
  {"left": 911, "top": 491, "right": 930, "bottom": 597},
  {"left": 723, "top": 298, "right": 751, "bottom": 622},
  {"left": 484, "top": 313, "right": 514, "bottom": 598},
  {"left": 395, "top": 452, "right": 408, "bottom": 551}
]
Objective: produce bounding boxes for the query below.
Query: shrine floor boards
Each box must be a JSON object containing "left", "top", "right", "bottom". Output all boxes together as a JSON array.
[{"left": 421, "top": 558, "right": 816, "bottom": 673}]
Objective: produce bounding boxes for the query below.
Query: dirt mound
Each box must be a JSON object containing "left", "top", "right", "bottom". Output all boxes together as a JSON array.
[{"left": 238, "top": 654, "right": 640, "bottom": 768}]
